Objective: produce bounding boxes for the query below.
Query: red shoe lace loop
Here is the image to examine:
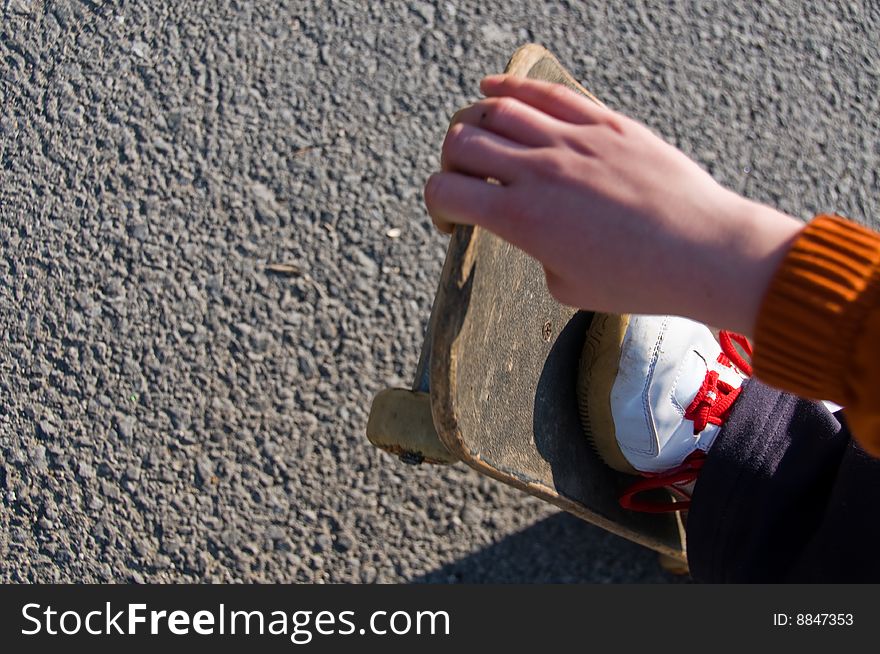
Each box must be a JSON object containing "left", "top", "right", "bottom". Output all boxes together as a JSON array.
[
  {"left": 619, "top": 330, "right": 752, "bottom": 513},
  {"left": 718, "top": 330, "right": 753, "bottom": 376},
  {"left": 619, "top": 452, "right": 706, "bottom": 513},
  {"left": 683, "top": 330, "right": 752, "bottom": 435},
  {"left": 683, "top": 370, "right": 741, "bottom": 434}
]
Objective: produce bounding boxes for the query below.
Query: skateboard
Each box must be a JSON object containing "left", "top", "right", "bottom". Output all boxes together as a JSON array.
[{"left": 367, "top": 44, "right": 687, "bottom": 569}]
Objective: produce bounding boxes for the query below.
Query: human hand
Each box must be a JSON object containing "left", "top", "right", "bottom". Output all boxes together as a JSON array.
[{"left": 424, "top": 75, "right": 803, "bottom": 336}]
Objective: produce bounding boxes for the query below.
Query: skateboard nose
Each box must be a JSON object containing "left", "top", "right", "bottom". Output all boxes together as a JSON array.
[{"left": 367, "top": 388, "right": 458, "bottom": 465}]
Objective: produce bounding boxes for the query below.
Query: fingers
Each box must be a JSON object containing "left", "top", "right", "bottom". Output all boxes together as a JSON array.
[
  {"left": 439, "top": 76, "right": 618, "bottom": 186},
  {"left": 480, "top": 74, "right": 616, "bottom": 127},
  {"left": 424, "top": 172, "right": 544, "bottom": 257},
  {"left": 450, "top": 96, "right": 567, "bottom": 148},
  {"left": 440, "top": 123, "right": 527, "bottom": 184},
  {"left": 424, "top": 171, "right": 510, "bottom": 235}
]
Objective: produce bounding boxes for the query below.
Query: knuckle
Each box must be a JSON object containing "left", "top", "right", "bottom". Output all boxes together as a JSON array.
[
  {"left": 444, "top": 121, "right": 468, "bottom": 149},
  {"left": 481, "top": 96, "right": 515, "bottom": 125},
  {"left": 560, "top": 128, "right": 594, "bottom": 157},
  {"left": 602, "top": 111, "right": 629, "bottom": 135},
  {"left": 441, "top": 123, "right": 469, "bottom": 167},
  {"left": 423, "top": 173, "right": 444, "bottom": 208},
  {"left": 528, "top": 148, "right": 568, "bottom": 180},
  {"left": 544, "top": 82, "right": 574, "bottom": 106}
]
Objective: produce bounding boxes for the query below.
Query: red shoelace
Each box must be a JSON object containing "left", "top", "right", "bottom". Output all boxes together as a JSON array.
[{"left": 619, "top": 330, "right": 752, "bottom": 514}]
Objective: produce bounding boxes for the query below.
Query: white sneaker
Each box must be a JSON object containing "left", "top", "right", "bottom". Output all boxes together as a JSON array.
[{"left": 577, "top": 314, "right": 751, "bottom": 512}]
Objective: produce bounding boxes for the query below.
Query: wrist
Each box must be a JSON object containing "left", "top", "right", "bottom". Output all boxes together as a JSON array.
[
  {"left": 735, "top": 199, "right": 804, "bottom": 336},
  {"left": 690, "top": 194, "right": 803, "bottom": 337}
]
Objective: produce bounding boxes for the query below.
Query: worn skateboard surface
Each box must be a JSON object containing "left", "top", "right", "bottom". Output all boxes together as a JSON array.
[{"left": 369, "top": 44, "right": 686, "bottom": 562}]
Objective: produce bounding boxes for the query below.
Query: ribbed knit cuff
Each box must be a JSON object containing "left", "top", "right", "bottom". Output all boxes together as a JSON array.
[{"left": 754, "top": 214, "right": 880, "bottom": 402}]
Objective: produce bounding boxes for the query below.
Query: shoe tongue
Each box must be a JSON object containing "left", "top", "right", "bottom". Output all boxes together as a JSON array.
[{"left": 714, "top": 358, "right": 746, "bottom": 388}]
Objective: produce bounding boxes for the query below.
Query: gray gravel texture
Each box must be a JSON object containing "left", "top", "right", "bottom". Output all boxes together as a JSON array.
[{"left": 1, "top": 0, "right": 878, "bottom": 583}]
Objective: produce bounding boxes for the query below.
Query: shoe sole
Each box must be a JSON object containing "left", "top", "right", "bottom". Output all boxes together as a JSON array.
[{"left": 577, "top": 313, "right": 639, "bottom": 475}]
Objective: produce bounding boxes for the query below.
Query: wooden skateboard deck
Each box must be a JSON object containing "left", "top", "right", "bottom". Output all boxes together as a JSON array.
[{"left": 368, "top": 44, "right": 686, "bottom": 563}]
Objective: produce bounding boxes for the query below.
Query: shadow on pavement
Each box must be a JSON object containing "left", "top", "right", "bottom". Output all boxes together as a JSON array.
[{"left": 412, "top": 512, "right": 689, "bottom": 583}]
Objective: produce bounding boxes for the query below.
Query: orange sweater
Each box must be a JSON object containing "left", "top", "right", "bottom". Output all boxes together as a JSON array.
[{"left": 754, "top": 214, "right": 880, "bottom": 456}]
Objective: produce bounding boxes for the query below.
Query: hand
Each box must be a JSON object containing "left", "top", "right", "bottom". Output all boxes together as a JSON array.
[{"left": 424, "top": 75, "right": 803, "bottom": 336}]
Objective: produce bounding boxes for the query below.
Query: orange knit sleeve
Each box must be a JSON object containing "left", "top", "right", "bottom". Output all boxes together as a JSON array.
[{"left": 753, "top": 214, "right": 880, "bottom": 457}]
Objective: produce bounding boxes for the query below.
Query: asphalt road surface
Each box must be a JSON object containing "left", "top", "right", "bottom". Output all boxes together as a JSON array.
[{"left": 1, "top": 0, "right": 878, "bottom": 582}]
